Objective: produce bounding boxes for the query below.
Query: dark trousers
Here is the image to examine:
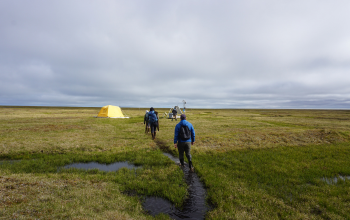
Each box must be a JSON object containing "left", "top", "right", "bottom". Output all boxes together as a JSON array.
[
  {"left": 177, "top": 142, "right": 192, "bottom": 167},
  {"left": 150, "top": 122, "right": 158, "bottom": 134},
  {"left": 172, "top": 114, "right": 177, "bottom": 121}
]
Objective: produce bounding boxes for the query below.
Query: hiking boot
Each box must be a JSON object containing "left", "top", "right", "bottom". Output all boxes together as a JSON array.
[
  {"left": 178, "top": 159, "right": 185, "bottom": 167},
  {"left": 189, "top": 161, "right": 194, "bottom": 172}
]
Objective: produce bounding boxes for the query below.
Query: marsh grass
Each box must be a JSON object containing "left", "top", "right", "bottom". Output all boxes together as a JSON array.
[
  {"left": 0, "top": 172, "right": 145, "bottom": 219},
  {"left": 195, "top": 143, "right": 350, "bottom": 219},
  {"left": 0, "top": 150, "right": 186, "bottom": 218},
  {"left": 1, "top": 107, "right": 350, "bottom": 219}
]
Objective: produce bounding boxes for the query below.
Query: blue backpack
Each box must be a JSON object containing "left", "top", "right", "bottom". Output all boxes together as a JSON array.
[{"left": 148, "top": 111, "right": 158, "bottom": 123}]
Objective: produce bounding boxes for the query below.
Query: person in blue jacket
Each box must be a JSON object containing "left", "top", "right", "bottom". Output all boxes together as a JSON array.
[
  {"left": 148, "top": 107, "right": 158, "bottom": 140},
  {"left": 174, "top": 114, "right": 195, "bottom": 172}
]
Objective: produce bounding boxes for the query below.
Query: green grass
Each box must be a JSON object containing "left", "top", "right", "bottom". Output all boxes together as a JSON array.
[
  {"left": 1, "top": 107, "right": 350, "bottom": 219},
  {"left": 196, "top": 143, "right": 350, "bottom": 219}
]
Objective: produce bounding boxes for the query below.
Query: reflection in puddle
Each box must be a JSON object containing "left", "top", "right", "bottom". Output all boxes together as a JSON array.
[
  {"left": 162, "top": 153, "right": 180, "bottom": 163},
  {"left": 62, "top": 161, "right": 139, "bottom": 172},
  {"left": 142, "top": 153, "right": 210, "bottom": 220},
  {"left": 322, "top": 175, "right": 350, "bottom": 184}
]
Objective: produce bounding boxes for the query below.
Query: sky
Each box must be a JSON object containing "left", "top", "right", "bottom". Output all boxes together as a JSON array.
[{"left": 1, "top": 0, "right": 350, "bottom": 109}]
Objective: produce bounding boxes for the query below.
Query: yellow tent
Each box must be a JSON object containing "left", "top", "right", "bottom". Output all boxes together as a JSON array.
[{"left": 96, "top": 105, "right": 129, "bottom": 118}]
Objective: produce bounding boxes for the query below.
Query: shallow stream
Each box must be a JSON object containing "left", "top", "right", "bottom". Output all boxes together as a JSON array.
[{"left": 142, "top": 153, "right": 210, "bottom": 220}]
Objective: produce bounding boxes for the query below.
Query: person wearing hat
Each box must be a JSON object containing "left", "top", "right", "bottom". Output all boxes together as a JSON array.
[
  {"left": 148, "top": 107, "right": 158, "bottom": 140},
  {"left": 174, "top": 114, "right": 195, "bottom": 172},
  {"left": 144, "top": 110, "right": 150, "bottom": 133}
]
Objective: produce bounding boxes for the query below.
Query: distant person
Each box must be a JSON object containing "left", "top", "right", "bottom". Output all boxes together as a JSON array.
[
  {"left": 183, "top": 107, "right": 186, "bottom": 113},
  {"left": 148, "top": 107, "right": 158, "bottom": 140},
  {"left": 172, "top": 107, "right": 177, "bottom": 121},
  {"left": 144, "top": 110, "right": 150, "bottom": 133},
  {"left": 174, "top": 114, "right": 195, "bottom": 172}
]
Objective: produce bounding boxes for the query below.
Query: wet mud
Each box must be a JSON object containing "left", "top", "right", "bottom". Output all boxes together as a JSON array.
[
  {"left": 142, "top": 152, "right": 210, "bottom": 220},
  {"left": 62, "top": 161, "right": 139, "bottom": 172}
]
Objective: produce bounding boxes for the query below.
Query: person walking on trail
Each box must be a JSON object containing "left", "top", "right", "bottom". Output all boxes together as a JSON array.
[
  {"left": 172, "top": 107, "right": 177, "bottom": 121},
  {"left": 144, "top": 110, "right": 150, "bottom": 133},
  {"left": 148, "top": 107, "right": 158, "bottom": 140},
  {"left": 174, "top": 114, "right": 195, "bottom": 172}
]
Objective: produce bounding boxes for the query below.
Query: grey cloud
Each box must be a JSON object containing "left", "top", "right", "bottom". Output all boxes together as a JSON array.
[{"left": 1, "top": 0, "right": 350, "bottom": 108}]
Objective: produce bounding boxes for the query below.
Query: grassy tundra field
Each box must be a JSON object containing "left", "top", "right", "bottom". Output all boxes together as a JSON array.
[{"left": 1, "top": 106, "right": 350, "bottom": 219}]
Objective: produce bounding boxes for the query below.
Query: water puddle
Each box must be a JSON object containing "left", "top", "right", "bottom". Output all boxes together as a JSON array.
[
  {"left": 142, "top": 152, "right": 210, "bottom": 220},
  {"left": 322, "top": 175, "right": 350, "bottom": 185},
  {"left": 62, "top": 161, "right": 139, "bottom": 172},
  {"left": 0, "top": 160, "right": 21, "bottom": 164},
  {"left": 163, "top": 152, "right": 181, "bottom": 163}
]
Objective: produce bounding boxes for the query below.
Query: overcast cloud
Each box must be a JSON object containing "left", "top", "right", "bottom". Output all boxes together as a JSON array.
[{"left": 1, "top": 0, "right": 350, "bottom": 109}]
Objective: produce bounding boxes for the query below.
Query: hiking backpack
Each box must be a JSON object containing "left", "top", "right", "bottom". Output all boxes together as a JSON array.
[
  {"left": 148, "top": 111, "right": 158, "bottom": 123},
  {"left": 179, "top": 125, "right": 191, "bottom": 140}
]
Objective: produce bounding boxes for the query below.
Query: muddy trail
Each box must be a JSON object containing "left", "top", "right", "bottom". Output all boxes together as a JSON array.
[{"left": 142, "top": 139, "right": 211, "bottom": 219}]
